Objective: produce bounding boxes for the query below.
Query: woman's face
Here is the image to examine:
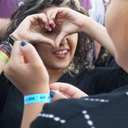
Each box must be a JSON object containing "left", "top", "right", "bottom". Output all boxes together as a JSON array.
[
  {"left": 34, "top": 7, "right": 78, "bottom": 71},
  {"left": 105, "top": 0, "right": 128, "bottom": 46}
]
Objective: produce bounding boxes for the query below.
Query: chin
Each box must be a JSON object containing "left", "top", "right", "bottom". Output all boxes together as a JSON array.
[{"left": 53, "top": 63, "right": 69, "bottom": 70}]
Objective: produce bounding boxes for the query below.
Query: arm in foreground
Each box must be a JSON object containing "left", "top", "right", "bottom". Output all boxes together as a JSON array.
[{"left": 4, "top": 41, "right": 50, "bottom": 128}]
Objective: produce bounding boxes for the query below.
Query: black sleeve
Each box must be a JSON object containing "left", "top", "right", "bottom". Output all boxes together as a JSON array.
[
  {"left": 31, "top": 85, "right": 128, "bottom": 128},
  {"left": 87, "top": 67, "right": 128, "bottom": 94}
]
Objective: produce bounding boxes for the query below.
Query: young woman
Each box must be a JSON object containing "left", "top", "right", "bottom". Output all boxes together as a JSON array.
[
  {"left": 0, "top": 0, "right": 92, "bottom": 127},
  {"left": 1, "top": 0, "right": 128, "bottom": 127}
]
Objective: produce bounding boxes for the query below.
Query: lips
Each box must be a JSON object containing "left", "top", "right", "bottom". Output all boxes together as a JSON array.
[{"left": 54, "top": 49, "right": 69, "bottom": 59}]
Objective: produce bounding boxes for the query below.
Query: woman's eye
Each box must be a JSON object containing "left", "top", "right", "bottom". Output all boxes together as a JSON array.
[{"left": 45, "top": 30, "right": 55, "bottom": 34}]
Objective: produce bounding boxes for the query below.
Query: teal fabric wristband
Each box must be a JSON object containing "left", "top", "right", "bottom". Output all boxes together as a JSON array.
[{"left": 24, "top": 94, "right": 51, "bottom": 105}]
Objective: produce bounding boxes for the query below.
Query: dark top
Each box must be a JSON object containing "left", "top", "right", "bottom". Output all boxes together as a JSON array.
[
  {"left": 107, "top": 55, "right": 119, "bottom": 67},
  {"left": 0, "top": 67, "right": 128, "bottom": 127},
  {"left": 31, "top": 85, "right": 128, "bottom": 128}
]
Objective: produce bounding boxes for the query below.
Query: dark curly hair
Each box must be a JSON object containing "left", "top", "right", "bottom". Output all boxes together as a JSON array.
[{"left": 5, "top": 0, "right": 93, "bottom": 73}]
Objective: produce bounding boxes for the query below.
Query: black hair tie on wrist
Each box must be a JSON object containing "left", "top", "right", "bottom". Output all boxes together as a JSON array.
[{"left": 5, "top": 36, "right": 15, "bottom": 46}]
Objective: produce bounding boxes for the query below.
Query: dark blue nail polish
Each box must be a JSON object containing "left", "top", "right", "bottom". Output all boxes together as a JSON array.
[
  {"left": 50, "top": 90, "right": 55, "bottom": 98},
  {"left": 21, "top": 41, "right": 27, "bottom": 46}
]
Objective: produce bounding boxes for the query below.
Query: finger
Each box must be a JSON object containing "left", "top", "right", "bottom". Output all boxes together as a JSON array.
[
  {"left": 4, "top": 41, "right": 24, "bottom": 79},
  {"left": 42, "top": 38, "right": 55, "bottom": 47},
  {"left": 40, "top": 13, "right": 52, "bottom": 31},
  {"left": 50, "top": 90, "right": 67, "bottom": 102},
  {"left": 20, "top": 41, "right": 43, "bottom": 66},
  {"left": 55, "top": 31, "right": 67, "bottom": 48},
  {"left": 50, "top": 82, "right": 88, "bottom": 98},
  {"left": 10, "top": 41, "right": 24, "bottom": 64},
  {"left": 47, "top": 9, "right": 57, "bottom": 28},
  {"left": 29, "top": 13, "right": 52, "bottom": 31},
  {"left": 36, "top": 34, "right": 55, "bottom": 47}
]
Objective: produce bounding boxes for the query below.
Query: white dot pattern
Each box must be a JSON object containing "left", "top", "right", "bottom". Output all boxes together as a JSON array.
[
  {"left": 84, "top": 98, "right": 109, "bottom": 103},
  {"left": 54, "top": 117, "right": 60, "bottom": 121},
  {"left": 126, "top": 92, "right": 128, "bottom": 95},
  {"left": 84, "top": 114, "right": 90, "bottom": 120},
  {"left": 87, "top": 120, "right": 93, "bottom": 126},
  {"left": 38, "top": 113, "right": 66, "bottom": 124},
  {"left": 82, "top": 110, "right": 87, "bottom": 114},
  {"left": 82, "top": 110, "right": 95, "bottom": 128}
]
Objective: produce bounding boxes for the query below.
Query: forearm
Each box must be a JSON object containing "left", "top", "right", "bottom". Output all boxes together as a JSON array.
[
  {"left": 82, "top": 17, "right": 116, "bottom": 57},
  {"left": 83, "top": 17, "right": 128, "bottom": 72},
  {"left": 21, "top": 89, "right": 50, "bottom": 128},
  {"left": 0, "top": 18, "right": 10, "bottom": 39},
  {"left": 21, "top": 103, "right": 46, "bottom": 128}
]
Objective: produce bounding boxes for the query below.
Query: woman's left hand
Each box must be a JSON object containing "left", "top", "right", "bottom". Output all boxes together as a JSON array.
[{"left": 4, "top": 41, "right": 50, "bottom": 95}]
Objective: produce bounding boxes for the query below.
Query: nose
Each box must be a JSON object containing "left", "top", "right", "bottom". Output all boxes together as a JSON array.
[{"left": 59, "top": 37, "right": 67, "bottom": 46}]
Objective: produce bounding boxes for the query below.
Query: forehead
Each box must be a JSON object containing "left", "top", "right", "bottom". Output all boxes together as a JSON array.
[
  {"left": 40, "top": 6, "right": 57, "bottom": 14},
  {"left": 40, "top": 6, "right": 70, "bottom": 14}
]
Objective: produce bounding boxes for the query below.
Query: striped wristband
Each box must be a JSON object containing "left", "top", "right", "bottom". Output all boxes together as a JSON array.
[
  {"left": 0, "top": 51, "right": 9, "bottom": 63},
  {"left": 24, "top": 94, "right": 51, "bottom": 105}
]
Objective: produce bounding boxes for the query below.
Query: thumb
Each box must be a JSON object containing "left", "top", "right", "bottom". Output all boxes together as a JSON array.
[
  {"left": 36, "top": 33, "right": 55, "bottom": 47},
  {"left": 20, "top": 41, "right": 43, "bottom": 66},
  {"left": 50, "top": 82, "right": 88, "bottom": 98}
]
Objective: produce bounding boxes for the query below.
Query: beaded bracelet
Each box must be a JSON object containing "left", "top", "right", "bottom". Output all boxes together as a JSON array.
[
  {"left": 24, "top": 94, "right": 51, "bottom": 105},
  {"left": 0, "top": 47, "right": 10, "bottom": 58},
  {"left": 0, "top": 41, "right": 12, "bottom": 63}
]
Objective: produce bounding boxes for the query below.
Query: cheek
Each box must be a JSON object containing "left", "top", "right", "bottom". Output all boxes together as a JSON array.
[
  {"left": 67, "top": 33, "right": 78, "bottom": 52},
  {"left": 34, "top": 44, "right": 52, "bottom": 57}
]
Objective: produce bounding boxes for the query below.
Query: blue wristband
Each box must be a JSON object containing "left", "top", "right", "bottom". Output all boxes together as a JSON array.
[{"left": 24, "top": 93, "right": 51, "bottom": 105}]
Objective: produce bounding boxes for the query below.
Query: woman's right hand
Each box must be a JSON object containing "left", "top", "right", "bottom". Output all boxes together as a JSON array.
[
  {"left": 11, "top": 13, "right": 55, "bottom": 46},
  {"left": 50, "top": 82, "right": 88, "bottom": 102}
]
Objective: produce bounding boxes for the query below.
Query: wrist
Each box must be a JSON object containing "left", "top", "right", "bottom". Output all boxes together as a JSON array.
[
  {"left": 81, "top": 16, "right": 91, "bottom": 35},
  {"left": 23, "top": 86, "right": 50, "bottom": 96},
  {"left": 11, "top": 32, "right": 25, "bottom": 41}
]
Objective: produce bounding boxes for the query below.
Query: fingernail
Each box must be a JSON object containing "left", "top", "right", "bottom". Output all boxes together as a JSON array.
[
  {"left": 21, "top": 41, "right": 27, "bottom": 46},
  {"left": 50, "top": 90, "right": 55, "bottom": 98}
]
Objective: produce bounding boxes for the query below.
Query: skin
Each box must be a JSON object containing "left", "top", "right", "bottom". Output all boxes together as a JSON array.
[{"left": 105, "top": 0, "right": 128, "bottom": 72}]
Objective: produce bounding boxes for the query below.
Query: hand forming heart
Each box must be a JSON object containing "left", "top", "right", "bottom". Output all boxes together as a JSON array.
[{"left": 11, "top": 7, "right": 86, "bottom": 48}]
